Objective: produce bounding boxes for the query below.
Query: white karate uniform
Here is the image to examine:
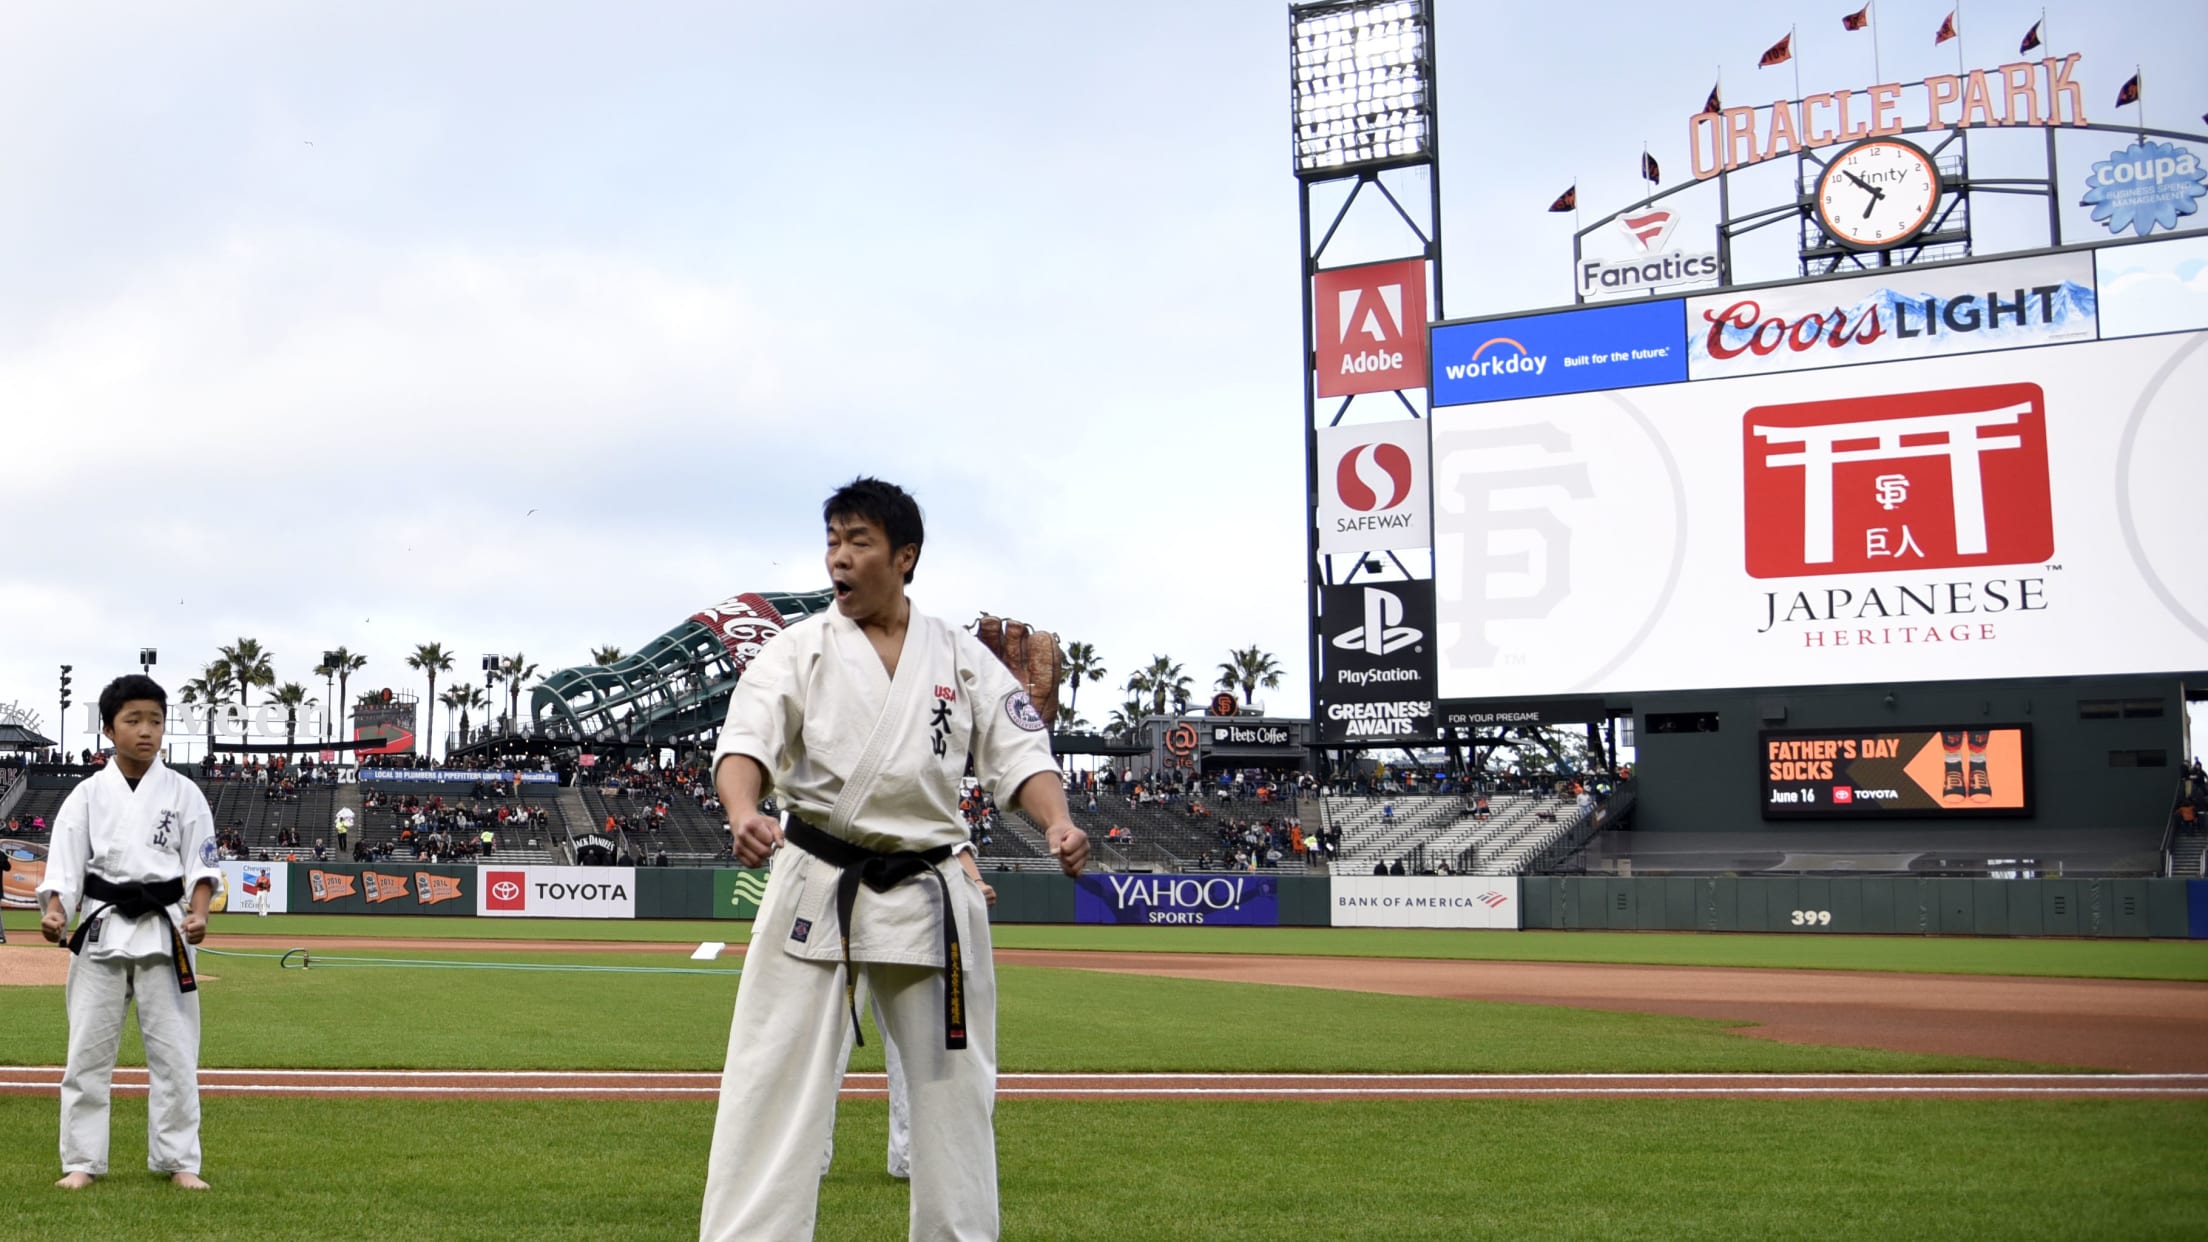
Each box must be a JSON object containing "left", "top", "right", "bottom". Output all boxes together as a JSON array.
[
  {"left": 701, "top": 604, "right": 1056, "bottom": 1242},
  {"left": 37, "top": 759, "right": 220, "bottom": 1177}
]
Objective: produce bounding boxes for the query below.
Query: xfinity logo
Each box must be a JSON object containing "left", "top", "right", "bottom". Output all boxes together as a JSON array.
[{"left": 1332, "top": 587, "right": 1423, "bottom": 656}]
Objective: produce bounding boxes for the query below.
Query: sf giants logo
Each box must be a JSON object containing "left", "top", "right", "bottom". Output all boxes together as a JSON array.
[
  {"left": 1436, "top": 423, "right": 1591, "bottom": 669},
  {"left": 1742, "top": 383, "right": 2053, "bottom": 578},
  {"left": 1313, "top": 258, "right": 1428, "bottom": 398}
]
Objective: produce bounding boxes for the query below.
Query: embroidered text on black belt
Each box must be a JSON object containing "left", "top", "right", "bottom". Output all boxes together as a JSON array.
[{"left": 783, "top": 816, "right": 966, "bottom": 1051}]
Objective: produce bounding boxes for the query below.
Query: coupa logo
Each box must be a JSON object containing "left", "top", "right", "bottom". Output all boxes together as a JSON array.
[
  {"left": 1332, "top": 587, "right": 1422, "bottom": 656},
  {"left": 1439, "top": 336, "right": 1548, "bottom": 383},
  {"left": 1335, "top": 442, "right": 1413, "bottom": 512},
  {"left": 2083, "top": 140, "right": 2205, "bottom": 237}
]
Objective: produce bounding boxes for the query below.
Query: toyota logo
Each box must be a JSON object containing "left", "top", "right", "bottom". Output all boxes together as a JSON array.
[{"left": 491, "top": 880, "right": 521, "bottom": 902}]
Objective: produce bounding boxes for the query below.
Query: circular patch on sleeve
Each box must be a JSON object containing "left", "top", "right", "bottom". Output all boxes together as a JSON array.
[
  {"left": 1004, "top": 691, "right": 1046, "bottom": 732},
  {"left": 199, "top": 838, "right": 219, "bottom": 867}
]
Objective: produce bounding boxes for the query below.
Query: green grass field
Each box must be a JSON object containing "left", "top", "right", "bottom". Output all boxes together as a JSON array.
[
  {"left": 13, "top": 909, "right": 2204, "bottom": 979},
  {"left": 2, "top": 911, "right": 2204, "bottom": 1238}
]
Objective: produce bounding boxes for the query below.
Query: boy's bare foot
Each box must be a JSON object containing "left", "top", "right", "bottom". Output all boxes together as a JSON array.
[
  {"left": 171, "top": 1172, "right": 211, "bottom": 1190},
  {"left": 55, "top": 1172, "right": 95, "bottom": 1190}
]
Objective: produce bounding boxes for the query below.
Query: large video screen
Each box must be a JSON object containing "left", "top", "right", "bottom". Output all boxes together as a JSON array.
[
  {"left": 1760, "top": 725, "right": 2032, "bottom": 818},
  {"left": 1426, "top": 242, "right": 2206, "bottom": 699}
]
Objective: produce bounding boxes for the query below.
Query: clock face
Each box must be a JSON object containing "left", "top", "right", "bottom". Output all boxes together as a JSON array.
[{"left": 1816, "top": 140, "right": 1942, "bottom": 249}]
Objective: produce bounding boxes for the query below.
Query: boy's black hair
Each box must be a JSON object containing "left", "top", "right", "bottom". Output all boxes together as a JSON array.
[
  {"left": 824, "top": 477, "right": 925, "bottom": 584},
  {"left": 99, "top": 674, "right": 168, "bottom": 730}
]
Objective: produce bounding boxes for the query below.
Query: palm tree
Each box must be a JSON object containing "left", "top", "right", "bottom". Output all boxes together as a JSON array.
[
  {"left": 499, "top": 652, "right": 540, "bottom": 736},
  {"left": 218, "top": 638, "right": 275, "bottom": 708},
  {"left": 1133, "top": 655, "right": 1190, "bottom": 716},
  {"left": 1061, "top": 641, "right": 1105, "bottom": 722},
  {"left": 1107, "top": 698, "right": 1148, "bottom": 738},
  {"left": 178, "top": 663, "right": 237, "bottom": 760},
  {"left": 1215, "top": 645, "right": 1284, "bottom": 712},
  {"left": 590, "top": 646, "right": 624, "bottom": 666},
  {"left": 407, "top": 643, "right": 454, "bottom": 760},
  {"left": 441, "top": 686, "right": 488, "bottom": 746},
  {"left": 317, "top": 647, "right": 368, "bottom": 750},
  {"left": 269, "top": 683, "right": 317, "bottom": 755}
]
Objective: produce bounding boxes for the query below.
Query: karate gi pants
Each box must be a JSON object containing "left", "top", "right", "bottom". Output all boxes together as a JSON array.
[
  {"left": 821, "top": 988, "right": 912, "bottom": 1180},
  {"left": 702, "top": 885, "right": 997, "bottom": 1242},
  {"left": 61, "top": 953, "right": 202, "bottom": 1176}
]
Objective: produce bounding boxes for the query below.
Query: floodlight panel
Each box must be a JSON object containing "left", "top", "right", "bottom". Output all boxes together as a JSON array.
[{"left": 1289, "top": 0, "right": 1434, "bottom": 177}]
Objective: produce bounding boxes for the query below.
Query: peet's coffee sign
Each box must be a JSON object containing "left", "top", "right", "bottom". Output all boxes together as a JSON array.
[
  {"left": 1211, "top": 723, "right": 1293, "bottom": 747},
  {"left": 1691, "top": 54, "right": 2091, "bottom": 180}
]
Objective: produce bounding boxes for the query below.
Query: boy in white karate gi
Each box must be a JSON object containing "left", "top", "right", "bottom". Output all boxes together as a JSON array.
[
  {"left": 39, "top": 675, "right": 219, "bottom": 1191},
  {"left": 701, "top": 477, "right": 1087, "bottom": 1242}
]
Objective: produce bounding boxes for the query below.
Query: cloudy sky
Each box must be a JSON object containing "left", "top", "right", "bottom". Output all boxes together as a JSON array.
[{"left": 3, "top": 0, "right": 2202, "bottom": 754}]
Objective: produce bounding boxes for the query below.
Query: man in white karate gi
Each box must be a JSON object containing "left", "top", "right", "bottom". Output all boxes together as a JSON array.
[
  {"left": 701, "top": 477, "right": 1086, "bottom": 1242},
  {"left": 38, "top": 675, "right": 220, "bottom": 1191}
]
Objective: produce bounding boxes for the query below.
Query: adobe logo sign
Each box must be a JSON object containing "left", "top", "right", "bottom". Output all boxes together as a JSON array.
[
  {"left": 485, "top": 871, "right": 527, "bottom": 912},
  {"left": 1743, "top": 383, "right": 2054, "bottom": 579},
  {"left": 1314, "top": 258, "right": 1428, "bottom": 398},
  {"left": 1315, "top": 420, "right": 1431, "bottom": 555}
]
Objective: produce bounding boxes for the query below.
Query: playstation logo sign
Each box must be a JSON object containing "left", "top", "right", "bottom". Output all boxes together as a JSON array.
[
  {"left": 1331, "top": 586, "right": 1424, "bottom": 656},
  {"left": 1318, "top": 579, "right": 1437, "bottom": 746}
]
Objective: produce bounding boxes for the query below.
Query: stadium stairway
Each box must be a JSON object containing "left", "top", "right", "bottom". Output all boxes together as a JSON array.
[
  {"left": 1332, "top": 795, "right": 1469, "bottom": 874},
  {"left": 2173, "top": 832, "right": 2207, "bottom": 878}
]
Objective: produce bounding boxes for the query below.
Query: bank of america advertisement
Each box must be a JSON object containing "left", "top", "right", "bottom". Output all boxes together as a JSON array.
[
  {"left": 1430, "top": 317, "right": 2204, "bottom": 697},
  {"left": 1330, "top": 877, "right": 1520, "bottom": 929}
]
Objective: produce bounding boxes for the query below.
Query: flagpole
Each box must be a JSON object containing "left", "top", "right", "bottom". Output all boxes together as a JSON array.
[
  {"left": 1790, "top": 24, "right": 1802, "bottom": 106},
  {"left": 1953, "top": 0, "right": 1966, "bottom": 77},
  {"left": 2135, "top": 64, "right": 2145, "bottom": 141},
  {"left": 1876, "top": 1, "right": 1886, "bottom": 83},
  {"left": 2040, "top": 8, "right": 2060, "bottom": 247}
]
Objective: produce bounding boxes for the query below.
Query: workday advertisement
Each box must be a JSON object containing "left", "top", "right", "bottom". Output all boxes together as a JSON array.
[{"left": 1429, "top": 299, "right": 1687, "bottom": 407}]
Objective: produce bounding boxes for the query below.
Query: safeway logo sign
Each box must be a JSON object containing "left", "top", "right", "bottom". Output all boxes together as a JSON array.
[
  {"left": 1315, "top": 420, "right": 1431, "bottom": 555},
  {"left": 1743, "top": 382, "right": 2054, "bottom": 578},
  {"left": 1332, "top": 586, "right": 1424, "bottom": 656},
  {"left": 1314, "top": 258, "right": 1429, "bottom": 398},
  {"left": 486, "top": 871, "right": 527, "bottom": 911}
]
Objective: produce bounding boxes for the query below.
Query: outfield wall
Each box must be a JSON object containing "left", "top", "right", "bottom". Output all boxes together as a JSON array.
[{"left": 259, "top": 864, "right": 2203, "bottom": 938}]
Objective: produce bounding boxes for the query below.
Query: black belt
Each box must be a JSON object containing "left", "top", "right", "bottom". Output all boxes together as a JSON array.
[
  {"left": 782, "top": 816, "right": 966, "bottom": 1051},
  {"left": 69, "top": 874, "right": 197, "bottom": 993}
]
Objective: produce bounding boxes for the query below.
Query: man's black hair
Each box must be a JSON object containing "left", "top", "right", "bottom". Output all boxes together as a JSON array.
[
  {"left": 99, "top": 674, "right": 168, "bottom": 729},
  {"left": 824, "top": 476, "right": 925, "bottom": 584}
]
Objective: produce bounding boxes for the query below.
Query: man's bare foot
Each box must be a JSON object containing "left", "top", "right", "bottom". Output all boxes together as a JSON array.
[
  {"left": 171, "top": 1172, "right": 211, "bottom": 1190},
  {"left": 55, "top": 1172, "right": 95, "bottom": 1190}
]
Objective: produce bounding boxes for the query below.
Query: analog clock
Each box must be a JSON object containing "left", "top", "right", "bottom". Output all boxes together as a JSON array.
[{"left": 1814, "top": 139, "right": 1943, "bottom": 250}]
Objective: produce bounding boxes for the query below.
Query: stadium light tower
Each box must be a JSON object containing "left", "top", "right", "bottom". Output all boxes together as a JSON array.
[
  {"left": 1291, "top": 0, "right": 1446, "bottom": 769},
  {"left": 1290, "top": 0, "right": 1435, "bottom": 179}
]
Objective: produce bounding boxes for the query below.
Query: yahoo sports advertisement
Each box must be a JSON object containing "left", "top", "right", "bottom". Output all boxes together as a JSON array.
[
  {"left": 1760, "top": 725, "right": 2033, "bottom": 818},
  {"left": 1073, "top": 873, "right": 1280, "bottom": 926}
]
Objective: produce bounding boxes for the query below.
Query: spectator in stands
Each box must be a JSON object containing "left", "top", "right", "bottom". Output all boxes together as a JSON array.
[
  {"left": 1389, "top": 858, "right": 1407, "bottom": 876},
  {"left": 1372, "top": 860, "right": 1387, "bottom": 876}
]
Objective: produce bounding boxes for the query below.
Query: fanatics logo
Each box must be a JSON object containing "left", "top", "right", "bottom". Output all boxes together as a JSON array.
[
  {"left": 486, "top": 871, "right": 527, "bottom": 911},
  {"left": 1314, "top": 258, "right": 1429, "bottom": 398},
  {"left": 1616, "top": 208, "right": 1678, "bottom": 253},
  {"left": 1742, "top": 383, "right": 2054, "bottom": 578}
]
